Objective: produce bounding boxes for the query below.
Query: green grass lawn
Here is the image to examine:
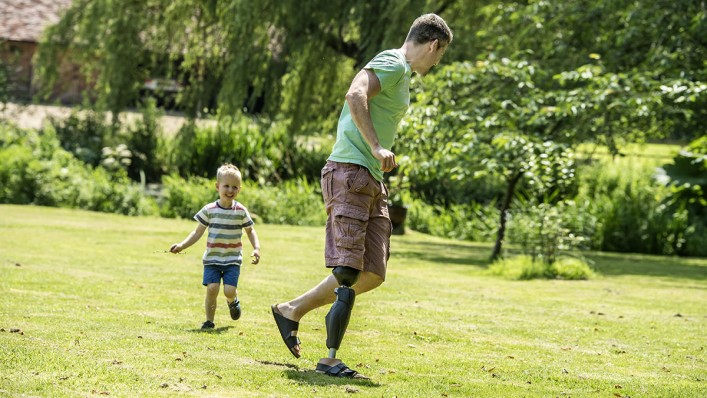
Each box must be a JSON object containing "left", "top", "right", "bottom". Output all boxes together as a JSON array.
[
  {"left": 576, "top": 142, "right": 681, "bottom": 168},
  {"left": 1, "top": 205, "right": 705, "bottom": 397}
]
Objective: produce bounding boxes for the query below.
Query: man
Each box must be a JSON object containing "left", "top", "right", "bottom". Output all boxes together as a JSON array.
[{"left": 272, "top": 13, "right": 452, "bottom": 379}]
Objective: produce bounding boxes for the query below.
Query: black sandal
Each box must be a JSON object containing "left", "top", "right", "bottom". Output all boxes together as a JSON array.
[
  {"left": 271, "top": 304, "right": 301, "bottom": 358},
  {"left": 316, "top": 359, "right": 369, "bottom": 379}
]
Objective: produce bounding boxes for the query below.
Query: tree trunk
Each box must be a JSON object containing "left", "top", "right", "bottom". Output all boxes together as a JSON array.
[{"left": 491, "top": 172, "right": 523, "bottom": 261}]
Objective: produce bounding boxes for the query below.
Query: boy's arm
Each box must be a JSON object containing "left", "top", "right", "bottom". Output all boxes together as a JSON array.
[
  {"left": 170, "top": 223, "right": 207, "bottom": 253},
  {"left": 244, "top": 226, "right": 261, "bottom": 264}
]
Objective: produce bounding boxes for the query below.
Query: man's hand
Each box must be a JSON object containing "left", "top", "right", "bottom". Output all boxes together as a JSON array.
[{"left": 374, "top": 147, "right": 398, "bottom": 172}]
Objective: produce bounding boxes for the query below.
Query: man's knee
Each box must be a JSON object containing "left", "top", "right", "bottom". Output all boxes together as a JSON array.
[{"left": 332, "top": 266, "right": 360, "bottom": 287}]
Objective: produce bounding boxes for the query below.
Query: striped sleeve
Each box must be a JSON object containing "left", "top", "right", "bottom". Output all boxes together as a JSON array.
[
  {"left": 239, "top": 204, "right": 254, "bottom": 228},
  {"left": 194, "top": 205, "right": 210, "bottom": 227}
]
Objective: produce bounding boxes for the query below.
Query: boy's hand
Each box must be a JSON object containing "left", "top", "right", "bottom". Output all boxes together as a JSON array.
[
  {"left": 251, "top": 250, "right": 261, "bottom": 264},
  {"left": 169, "top": 243, "right": 183, "bottom": 253}
]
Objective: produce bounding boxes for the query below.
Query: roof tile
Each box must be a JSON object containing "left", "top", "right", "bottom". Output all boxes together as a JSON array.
[{"left": 0, "top": 0, "right": 73, "bottom": 42}]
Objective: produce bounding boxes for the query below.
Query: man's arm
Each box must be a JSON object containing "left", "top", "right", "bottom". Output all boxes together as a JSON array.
[{"left": 345, "top": 69, "right": 398, "bottom": 172}]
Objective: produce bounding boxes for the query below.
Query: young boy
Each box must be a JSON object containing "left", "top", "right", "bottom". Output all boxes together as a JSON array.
[{"left": 170, "top": 163, "right": 261, "bottom": 330}]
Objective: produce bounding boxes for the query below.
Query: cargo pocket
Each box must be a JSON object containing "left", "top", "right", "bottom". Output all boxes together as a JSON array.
[
  {"left": 332, "top": 205, "right": 369, "bottom": 253},
  {"left": 321, "top": 164, "right": 335, "bottom": 202},
  {"left": 347, "top": 166, "right": 373, "bottom": 196}
]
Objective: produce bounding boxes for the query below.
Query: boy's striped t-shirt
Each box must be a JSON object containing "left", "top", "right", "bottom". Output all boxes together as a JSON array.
[{"left": 194, "top": 200, "right": 254, "bottom": 267}]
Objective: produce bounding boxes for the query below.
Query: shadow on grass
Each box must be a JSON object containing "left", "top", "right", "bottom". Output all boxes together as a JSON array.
[
  {"left": 186, "top": 326, "right": 234, "bottom": 334},
  {"left": 392, "top": 238, "right": 492, "bottom": 268},
  {"left": 394, "top": 236, "right": 707, "bottom": 280},
  {"left": 257, "top": 360, "right": 381, "bottom": 388},
  {"left": 283, "top": 369, "right": 381, "bottom": 388},
  {"left": 586, "top": 252, "right": 707, "bottom": 280}
]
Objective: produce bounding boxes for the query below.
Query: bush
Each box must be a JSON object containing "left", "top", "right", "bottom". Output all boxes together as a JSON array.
[
  {"left": 575, "top": 159, "right": 673, "bottom": 254},
  {"left": 0, "top": 122, "right": 159, "bottom": 216},
  {"left": 49, "top": 104, "right": 167, "bottom": 184},
  {"left": 488, "top": 255, "right": 552, "bottom": 280},
  {"left": 0, "top": 144, "right": 41, "bottom": 204},
  {"left": 489, "top": 255, "right": 594, "bottom": 280},
  {"left": 550, "top": 257, "right": 596, "bottom": 280},
  {"left": 506, "top": 199, "right": 596, "bottom": 264},
  {"left": 406, "top": 196, "right": 499, "bottom": 242},
  {"left": 122, "top": 99, "right": 164, "bottom": 183},
  {"left": 51, "top": 110, "right": 114, "bottom": 167},
  {"left": 239, "top": 178, "right": 326, "bottom": 226},
  {"left": 168, "top": 117, "right": 329, "bottom": 184},
  {"left": 159, "top": 174, "right": 215, "bottom": 219},
  {"left": 159, "top": 174, "right": 327, "bottom": 226}
]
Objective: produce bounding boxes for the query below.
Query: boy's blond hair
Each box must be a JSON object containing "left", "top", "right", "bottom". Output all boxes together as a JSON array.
[{"left": 216, "top": 163, "right": 242, "bottom": 182}]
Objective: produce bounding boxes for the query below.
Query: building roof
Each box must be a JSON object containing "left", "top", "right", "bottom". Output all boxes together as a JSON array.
[{"left": 0, "top": 0, "right": 73, "bottom": 42}]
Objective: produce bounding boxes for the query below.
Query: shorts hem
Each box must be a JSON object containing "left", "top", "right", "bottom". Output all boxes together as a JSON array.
[{"left": 325, "top": 259, "right": 364, "bottom": 270}]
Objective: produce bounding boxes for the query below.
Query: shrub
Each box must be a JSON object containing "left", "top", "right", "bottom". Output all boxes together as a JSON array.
[
  {"left": 159, "top": 173, "right": 327, "bottom": 226},
  {"left": 489, "top": 255, "right": 594, "bottom": 280},
  {"left": 0, "top": 144, "right": 41, "bottom": 204},
  {"left": 506, "top": 199, "right": 595, "bottom": 264},
  {"left": 550, "top": 256, "right": 595, "bottom": 280},
  {"left": 238, "top": 178, "right": 326, "bottom": 226},
  {"left": 575, "top": 158, "right": 673, "bottom": 254},
  {"left": 168, "top": 117, "right": 328, "bottom": 184},
  {"left": 122, "top": 99, "right": 164, "bottom": 183},
  {"left": 0, "top": 122, "right": 159, "bottom": 216},
  {"left": 158, "top": 174, "right": 215, "bottom": 219},
  {"left": 406, "top": 196, "right": 499, "bottom": 242},
  {"left": 655, "top": 136, "right": 707, "bottom": 256},
  {"left": 51, "top": 109, "right": 114, "bottom": 167},
  {"left": 488, "top": 255, "right": 551, "bottom": 280},
  {"left": 49, "top": 103, "right": 167, "bottom": 184}
]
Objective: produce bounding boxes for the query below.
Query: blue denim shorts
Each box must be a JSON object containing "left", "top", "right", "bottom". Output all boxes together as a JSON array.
[{"left": 202, "top": 264, "right": 240, "bottom": 287}]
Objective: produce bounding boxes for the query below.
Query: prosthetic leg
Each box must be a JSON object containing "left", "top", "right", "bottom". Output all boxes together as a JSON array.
[{"left": 325, "top": 266, "right": 359, "bottom": 358}]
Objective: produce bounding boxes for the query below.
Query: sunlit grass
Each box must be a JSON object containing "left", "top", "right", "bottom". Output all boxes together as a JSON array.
[
  {"left": 576, "top": 142, "right": 681, "bottom": 168},
  {"left": 1, "top": 205, "right": 705, "bottom": 397}
]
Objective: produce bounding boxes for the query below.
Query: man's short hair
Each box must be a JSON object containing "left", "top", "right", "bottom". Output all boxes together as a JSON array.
[
  {"left": 405, "top": 13, "right": 453, "bottom": 47},
  {"left": 217, "top": 163, "right": 242, "bottom": 181}
]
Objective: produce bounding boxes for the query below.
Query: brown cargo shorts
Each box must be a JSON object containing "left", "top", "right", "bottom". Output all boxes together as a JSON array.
[{"left": 321, "top": 160, "right": 392, "bottom": 280}]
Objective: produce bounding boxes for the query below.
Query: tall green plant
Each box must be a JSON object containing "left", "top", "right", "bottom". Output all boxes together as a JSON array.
[
  {"left": 507, "top": 200, "right": 594, "bottom": 265},
  {"left": 168, "top": 117, "right": 327, "bottom": 183},
  {"left": 52, "top": 110, "right": 114, "bottom": 167},
  {"left": 655, "top": 136, "right": 707, "bottom": 256},
  {"left": 123, "top": 99, "right": 164, "bottom": 183}
]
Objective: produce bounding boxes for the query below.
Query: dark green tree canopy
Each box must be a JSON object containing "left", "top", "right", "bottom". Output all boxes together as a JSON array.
[
  {"left": 34, "top": 0, "right": 704, "bottom": 140},
  {"left": 35, "top": 0, "right": 451, "bottom": 125}
]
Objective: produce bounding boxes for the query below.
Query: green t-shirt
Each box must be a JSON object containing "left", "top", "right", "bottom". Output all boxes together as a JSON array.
[{"left": 328, "top": 49, "right": 412, "bottom": 182}]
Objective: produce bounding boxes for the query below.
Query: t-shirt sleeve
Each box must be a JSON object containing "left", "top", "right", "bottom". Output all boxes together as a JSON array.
[
  {"left": 194, "top": 206, "right": 209, "bottom": 227},
  {"left": 241, "top": 207, "right": 254, "bottom": 228},
  {"left": 364, "top": 52, "right": 405, "bottom": 91}
]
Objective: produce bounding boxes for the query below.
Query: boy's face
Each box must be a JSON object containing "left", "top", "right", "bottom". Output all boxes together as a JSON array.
[{"left": 216, "top": 173, "right": 242, "bottom": 204}]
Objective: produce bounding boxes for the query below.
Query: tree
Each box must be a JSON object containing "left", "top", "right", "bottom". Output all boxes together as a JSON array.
[
  {"left": 461, "top": 0, "right": 707, "bottom": 142},
  {"left": 34, "top": 0, "right": 455, "bottom": 127},
  {"left": 399, "top": 59, "right": 576, "bottom": 259}
]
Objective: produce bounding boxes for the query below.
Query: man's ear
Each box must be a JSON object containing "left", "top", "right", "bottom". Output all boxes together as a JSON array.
[{"left": 430, "top": 39, "right": 439, "bottom": 52}]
